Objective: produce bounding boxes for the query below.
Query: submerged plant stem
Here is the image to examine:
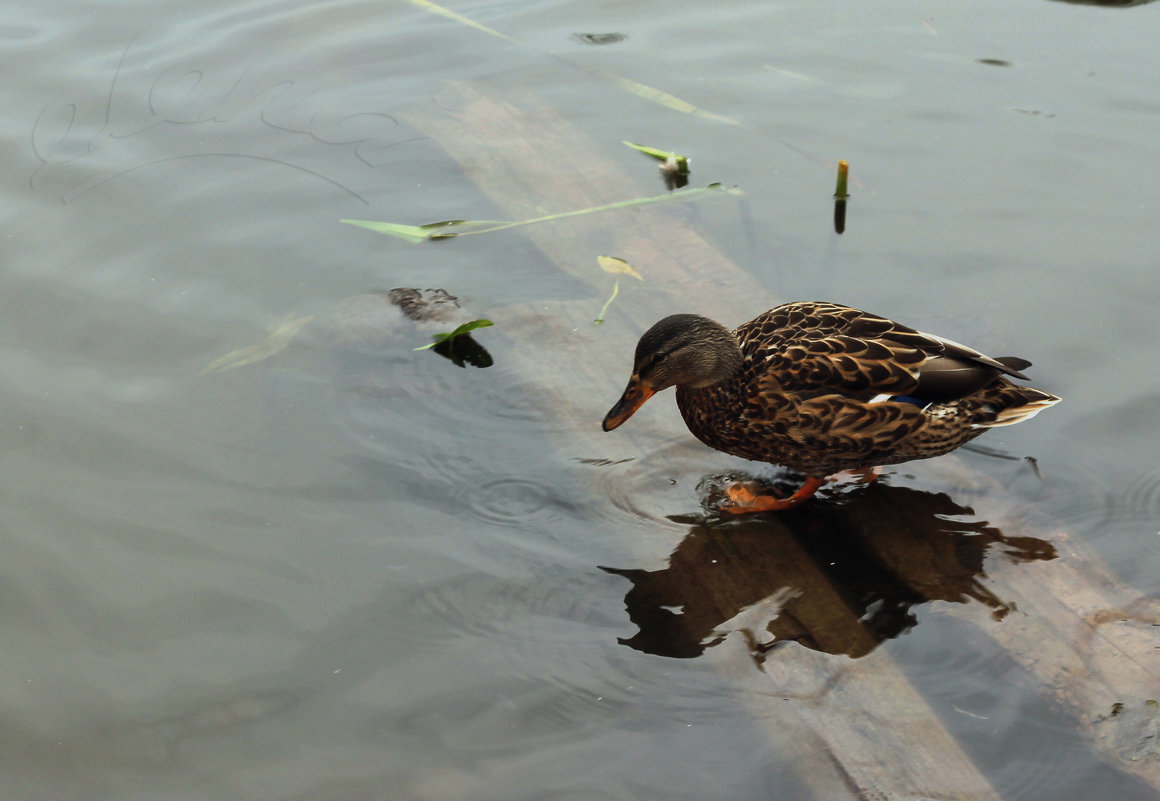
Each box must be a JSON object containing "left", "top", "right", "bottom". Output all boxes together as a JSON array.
[
  {"left": 594, "top": 279, "right": 620, "bottom": 325},
  {"left": 834, "top": 160, "right": 850, "bottom": 199}
]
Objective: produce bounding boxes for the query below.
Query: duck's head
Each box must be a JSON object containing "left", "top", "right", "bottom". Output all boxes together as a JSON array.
[{"left": 602, "top": 314, "right": 743, "bottom": 431}]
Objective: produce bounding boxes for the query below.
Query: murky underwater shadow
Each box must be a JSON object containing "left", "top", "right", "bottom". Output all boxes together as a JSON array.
[{"left": 601, "top": 481, "right": 1057, "bottom": 661}]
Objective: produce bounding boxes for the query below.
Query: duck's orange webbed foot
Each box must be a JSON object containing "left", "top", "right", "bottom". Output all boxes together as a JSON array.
[{"left": 721, "top": 476, "right": 826, "bottom": 514}]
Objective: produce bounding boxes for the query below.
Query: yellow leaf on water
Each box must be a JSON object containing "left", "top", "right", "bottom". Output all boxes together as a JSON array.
[
  {"left": 597, "top": 255, "right": 643, "bottom": 280},
  {"left": 200, "top": 312, "right": 314, "bottom": 376}
]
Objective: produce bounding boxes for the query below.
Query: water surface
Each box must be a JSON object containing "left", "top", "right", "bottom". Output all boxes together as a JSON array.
[{"left": 3, "top": 0, "right": 1159, "bottom": 798}]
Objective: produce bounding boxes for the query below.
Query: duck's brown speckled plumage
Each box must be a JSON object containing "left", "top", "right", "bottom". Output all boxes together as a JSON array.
[{"left": 605, "top": 302, "right": 1060, "bottom": 479}]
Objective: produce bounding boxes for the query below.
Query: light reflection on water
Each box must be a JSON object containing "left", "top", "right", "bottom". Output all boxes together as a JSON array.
[{"left": 2, "top": 0, "right": 1160, "bottom": 798}]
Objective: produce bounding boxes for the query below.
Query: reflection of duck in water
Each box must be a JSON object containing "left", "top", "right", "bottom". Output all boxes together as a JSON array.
[
  {"left": 603, "top": 302, "right": 1060, "bottom": 513},
  {"left": 602, "top": 484, "right": 1057, "bottom": 661}
]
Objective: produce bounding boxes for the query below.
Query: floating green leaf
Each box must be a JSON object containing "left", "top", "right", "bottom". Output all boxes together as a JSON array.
[
  {"left": 200, "top": 312, "right": 314, "bottom": 375},
  {"left": 623, "top": 141, "right": 681, "bottom": 161},
  {"left": 623, "top": 142, "right": 690, "bottom": 173},
  {"left": 339, "top": 218, "right": 510, "bottom": 243},
  {"left": 414, "top": 318, "right": 494, "bottom": 350},
  {"left": 597, "top": 255, "right": 643, "bottom": 280},
  {"left": 345, "top": 184, "right": 739, "bottom": 243},
  {"left": 593, "top": 279, "right": 620, "bottom": 325},
  {"left": 339, "top": 220, "right": 430, "bottom": 244}
]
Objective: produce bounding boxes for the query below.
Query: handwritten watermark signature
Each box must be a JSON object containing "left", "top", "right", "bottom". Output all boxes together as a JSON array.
[{"left": 31, "top": 33, "right": 425, "bottom": 204}]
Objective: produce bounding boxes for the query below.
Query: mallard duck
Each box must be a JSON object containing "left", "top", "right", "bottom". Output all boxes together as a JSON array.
[{"left": 602, "top": 301, "right": 1060, "bottom": 513}]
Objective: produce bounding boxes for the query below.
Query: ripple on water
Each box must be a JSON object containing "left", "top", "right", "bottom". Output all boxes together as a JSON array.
[
  {"left": 1037, "top": 456, "right": 1160, "bottom": 591},
  {"left": 1102, "top": 464, "right": 1160, "bottom": 588},
  {"left": 896, "top": 621, "right": 1115, "bottom": 801},
  {"left": 1036, "top": 457, "right": 1122, "bottom": 536},
  {"left": 330, "top": 348, "right": 566, "bottom": 432},
  {"left": 1121, "top": 463, "right": 1160, "bottom": 521},
  {"left": 454, "top": 473, "right": 566, "bottom": 531},
  {"left": 580, "top": 438, "right": 740, "bottom": 534},
  {"left": 404, "top": 567, "right": 746, "bottom": 724},
  {"left": 340, "top": 386, "right": 731, "bottom": 539},
  {"left": 991, "top": 699, "right": 1119, "bottom": 801},
  {"left": 396, "top": 575, "right": 642, "bottom": 753},
  {"left": 475, "top": 373, "right": 572, "bottom": 432}
]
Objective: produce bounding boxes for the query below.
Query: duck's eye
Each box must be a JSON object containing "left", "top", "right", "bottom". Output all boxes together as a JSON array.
[{"left": 649, "top": 351, "right": 668, "bottom": 370}]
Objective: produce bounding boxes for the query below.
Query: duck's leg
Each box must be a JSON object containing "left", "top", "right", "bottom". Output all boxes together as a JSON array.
[{"left": 721, "top": 476, "right": 825, "bottom": 514}]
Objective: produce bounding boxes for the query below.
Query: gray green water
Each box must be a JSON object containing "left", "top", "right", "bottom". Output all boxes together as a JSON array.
[{"left": 2, "top": 1, "right": 1159, "bottom": 798}]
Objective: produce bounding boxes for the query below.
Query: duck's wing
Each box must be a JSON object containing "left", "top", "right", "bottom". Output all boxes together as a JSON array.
[{"left": 738, "top": 302, "right": 1032, "bottom": 403}]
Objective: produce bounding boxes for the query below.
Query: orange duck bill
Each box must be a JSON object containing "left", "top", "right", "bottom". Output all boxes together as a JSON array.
[{"left": 602, "top": 376, "right": 656, "bottom": 431}]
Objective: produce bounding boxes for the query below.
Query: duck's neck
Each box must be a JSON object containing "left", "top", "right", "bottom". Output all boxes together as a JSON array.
[
  {"left": 674, "top": 357, "right": 749, "bottom": 444},
  {"left": 676, "top": 363, "right": 746, "bottom": 402},
  {"left": 681, "top": 322, "right": 745, "bottom": 388}
]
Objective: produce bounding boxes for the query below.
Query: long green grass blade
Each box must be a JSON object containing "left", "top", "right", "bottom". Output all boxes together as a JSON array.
[
  {"left": 346, "top": 184, "right": 739, "bottom": 243},
  {"left": 407, "top": 0, "right": 518, "bottom": 43},
  {"left": 407, "top": 0, "right": 744, "bottom": 128},
  {"left": 492, "top": 185, "right": 709, "bottom": 228},
  {"left": 603, "top": 73, "right": 744, "bottom": 127}
]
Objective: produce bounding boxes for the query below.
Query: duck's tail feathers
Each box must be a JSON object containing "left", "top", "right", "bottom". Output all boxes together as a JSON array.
[
  {"left": 973, "top": 390, "right": 1061, "bottom": 429},
  {"left": 993, "top": 356, "right": 1032, "bottom": 378}
]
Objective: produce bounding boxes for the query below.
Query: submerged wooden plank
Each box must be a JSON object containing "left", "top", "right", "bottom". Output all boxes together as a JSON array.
[
  {"left": 399, "top": 79, "right": 1160, "bottom": 795},
  {"left": 902, "top": 462, "right": 1160, "bottom": 783},
  {"left": 401, "top": 82, "right": 1004, "bottom": 801}
]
